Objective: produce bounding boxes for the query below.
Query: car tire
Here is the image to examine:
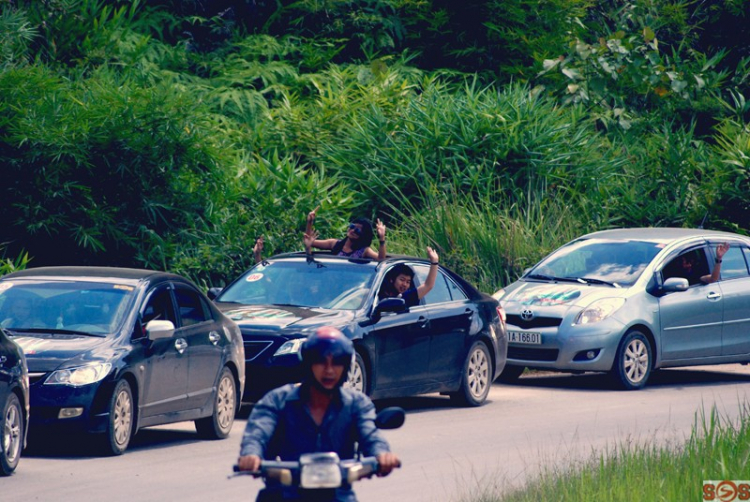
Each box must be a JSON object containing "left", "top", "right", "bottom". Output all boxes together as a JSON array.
[
  {"left": 345, "top": 352, "right": 367, "bottom": 394},
  {"left": 451, "top": 341, "right": 492, "bottom": 407},
  {"left": 1, "top": 392, "right": 23, "bottom": 475},
  {"left": 496, "top": 364, "right": 525, "bottom": 383},
  {"left": 611, "top": 330, "right": 652, "bottom": 390},
  {"left": 195, "top": 367, "right": 236, "bottom": 439},
  {"left": 100, "top": 379, "right": 134, "bottom": 456}
]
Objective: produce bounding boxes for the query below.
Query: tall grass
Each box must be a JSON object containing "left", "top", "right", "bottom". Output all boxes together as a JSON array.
[{"left": 464, "top": 405, "right": 750, "bottom": 502}]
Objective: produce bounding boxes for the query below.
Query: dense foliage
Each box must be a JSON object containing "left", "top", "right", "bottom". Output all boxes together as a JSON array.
[{"left": 1, "top": 0, "right": 749, "bottom": 291}]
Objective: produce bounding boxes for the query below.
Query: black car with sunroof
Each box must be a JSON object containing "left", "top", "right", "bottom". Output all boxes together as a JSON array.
[{"left": 210, "top": 252, "right": 507, "bottom": 406}]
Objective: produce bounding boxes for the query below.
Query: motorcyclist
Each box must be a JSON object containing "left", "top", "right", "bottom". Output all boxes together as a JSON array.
[{"left": 237, "top": 326, "right": 401, "bottom": 501}]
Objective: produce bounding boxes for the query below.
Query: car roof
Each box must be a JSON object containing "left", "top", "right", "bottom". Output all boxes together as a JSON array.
[
  {"left": 1, "top": 266, "right": 182, "bottom": 286},
  {"left": 578, "top": 227, "right": 745, "bottom": 243},
  {"left": 267, "top": 251, "right": 434, "bottom": 266}
]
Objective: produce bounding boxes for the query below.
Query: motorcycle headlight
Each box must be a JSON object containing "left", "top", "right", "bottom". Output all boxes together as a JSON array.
[
  {"left": 274, "top": 338, "right": 305, "bottom": 357},
  {"left": 45, "top": 362, "right": 112, "bottom": 387},
  {"left": 574, "top": 298, "right": 626, "bottom": 325}
]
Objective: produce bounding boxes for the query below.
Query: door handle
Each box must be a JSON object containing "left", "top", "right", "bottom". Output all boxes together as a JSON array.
[
  {"left": 209, "top": 331, "right": 221, "bottom": 346},
  {"left": 706, "top": 291, "right": 722, "bottom": 300},
  {"left": 174, "top": 338, "right": 188, "bottom": 354},
  {"left": 417, "top": 316, "right": 429, "bottom": 329},
  {"left": 0, "top": 355, "right": 6, "bottom": 366}
]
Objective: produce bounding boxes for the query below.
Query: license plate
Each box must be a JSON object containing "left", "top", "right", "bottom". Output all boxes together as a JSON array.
[{"left": 508, "top": 330, "right": 542, "bottom": 344}]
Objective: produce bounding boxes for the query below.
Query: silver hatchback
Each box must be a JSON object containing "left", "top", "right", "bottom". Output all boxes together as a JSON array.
[{"left": 494, "top": 228, "right": 750, "bottom": 389}]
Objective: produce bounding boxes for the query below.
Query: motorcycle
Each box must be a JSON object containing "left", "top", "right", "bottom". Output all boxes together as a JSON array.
[{"left": 231, "top": 406, "right": 405, "bottom": 501}]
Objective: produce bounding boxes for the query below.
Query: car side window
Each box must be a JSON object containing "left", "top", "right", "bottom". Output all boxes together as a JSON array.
[
  {"left": 414, "top": 266, "right": 453, "bottom": 305},
  {"left": 662, "top": 247, "right": 710, "bottom": 286},
  {"left": 446, "top": 276, "right": 468, "bottom": 301},
  {"left": 174, "top": 287, "right": 209, "bottom": 327},
  {"left": 141, "top": 288, "right": 177, "bottom": 326},
  {"left": 721, "top": 246, "right": 749, "bottom": 280}
]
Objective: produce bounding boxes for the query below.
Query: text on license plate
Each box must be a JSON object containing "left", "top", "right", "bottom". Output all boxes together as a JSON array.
[{"left": 508, "top": 331, "right": 542, "bottom": 344}]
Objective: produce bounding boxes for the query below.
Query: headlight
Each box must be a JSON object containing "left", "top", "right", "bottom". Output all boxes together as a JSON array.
[
  {"left": 45, "top": 362, "right": 112, "bottom": 387},
  {"left": 274, "top": 338, "right": 305, "bottom": 357},
  {"left": 492, "top": 288, "right": 506, "bottom": 301},
  {"left": 574, "top": 298, "right": 626, "bottom": 325}
]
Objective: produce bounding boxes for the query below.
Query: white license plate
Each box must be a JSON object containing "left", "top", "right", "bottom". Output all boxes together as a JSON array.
[{"left": 508, "top": 331, "right": 542, "bottom": 345}]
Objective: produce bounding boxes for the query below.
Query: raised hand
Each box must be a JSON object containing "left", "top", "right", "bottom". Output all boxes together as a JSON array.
[
  {"left": 303, "top": 229, "right": 319, "bottom": 251},
  {"left": 376, "top": 219, "right": 386, "bottom": 241},
  {"left": 716, "top": 242, "right": 729, "bottom": 260},
  {"left": 426, "top": 246, "right": 439, "bottom": 264},
  {"left": 306, "top": 206, "right": 319, "bottom": 232}
]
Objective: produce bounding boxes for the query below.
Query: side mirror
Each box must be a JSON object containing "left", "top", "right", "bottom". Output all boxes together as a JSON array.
[
  {"left": 662, "top": 277, "right": 689, "bottom": 292},
  {"left": 375, "top": 297, "right": 407, "bottom": 315},
  {"left": 207, "top": 287, "right": 223, "bottom": 301},
  {"left": 146, "top": 320, "right": 175, "bottom": 341},
  {"left": 375, "top": 407, "right": 405, "bottom": 430}
]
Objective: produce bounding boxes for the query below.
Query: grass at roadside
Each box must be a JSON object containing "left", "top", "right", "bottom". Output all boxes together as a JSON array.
[{"left": 463, "top": 404, "right": 750, "bottom": 502}]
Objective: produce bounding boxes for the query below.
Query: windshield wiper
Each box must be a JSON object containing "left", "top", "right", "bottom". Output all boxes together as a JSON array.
[
  {"left": 8, "top": 328, "right": 107, "bottom": 337},
  {"left": 527, "top": 274, "right": 586, "bottom": 284},
  {"left": 576, "top": 277, "right": 621, "bottom": 288}
]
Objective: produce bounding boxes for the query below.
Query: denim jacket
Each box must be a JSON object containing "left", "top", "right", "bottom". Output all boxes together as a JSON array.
[{"left": 240, "top": 383, "right": 391, "bottom": 501}]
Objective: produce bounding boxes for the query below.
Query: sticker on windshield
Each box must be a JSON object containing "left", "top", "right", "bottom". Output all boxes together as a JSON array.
[
  {"left": 245, "top": 273, "right": 264, "bottom": 282},
  {"left": 113, "top": 284, "right": 134, "bottom": 291},
  {"left": 225, "top": 307, "right": 295, "bottom": 321},
  {"left": 0, "top": 282, "right": 13, "bottom": 294},
  {"left": 517, "top": 285, "right": 581, "bottom": 306}
]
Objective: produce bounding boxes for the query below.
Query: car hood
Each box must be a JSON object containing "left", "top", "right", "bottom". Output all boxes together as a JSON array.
[
  {"left": 217, "top": 304, "right": 355, "bottom": 334},
  {"left": 501, "top": 280, "right": 628, "bottom": 313},
  {"left": 10, "top": 333, "right": 109, "bottom": 372}
]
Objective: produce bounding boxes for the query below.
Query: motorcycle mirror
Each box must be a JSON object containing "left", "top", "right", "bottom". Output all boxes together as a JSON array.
[{"left": 375, "top": 407, "right": 405, "bottom": 430}]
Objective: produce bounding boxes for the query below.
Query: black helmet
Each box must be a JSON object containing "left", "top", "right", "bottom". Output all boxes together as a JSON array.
[{"left": 300, "top": 326, "right": 354, "bottom": 385}]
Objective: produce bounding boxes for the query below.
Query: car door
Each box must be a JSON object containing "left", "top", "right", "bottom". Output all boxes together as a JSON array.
[
  {"left": 174, "top": 284, "right": 224, "bottom": 409},
  {"left": 716, "top": 244, "right": 750, "bottom": 356},
  {"left": 658, "top": 245, "right": 723, "bottom": 360},
  {"left": 414, "top": 265, "right": 474, "bottom": 384},
  {"left": 368, "top": 265, "right": 431, "bottom": 391},
  {"left": 137, "top": 285, "right": 189, "bottom": 418}
]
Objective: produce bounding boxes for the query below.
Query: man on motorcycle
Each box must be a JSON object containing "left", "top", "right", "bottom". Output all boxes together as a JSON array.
[{"left": 237, "top": 326, "right": 401, "bottom": 501}]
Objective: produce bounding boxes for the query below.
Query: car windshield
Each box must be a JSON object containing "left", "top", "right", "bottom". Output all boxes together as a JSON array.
[
  {"left": 0, "top": 280, "right": 136, "bottom": 336},
  {"left": 527, "top": 238, "right": 664, "bottom": 287},
  {"left": 217, "top": 260, "right": 376, "bottom": 310}
]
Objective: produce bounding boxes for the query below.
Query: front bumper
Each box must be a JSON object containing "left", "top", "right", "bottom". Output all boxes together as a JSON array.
[
  {"left": 28, "top": 373, "right": 111, "bottom": 433},
  {"left": 505, "top": 319, "right": 626, "bottom": 372}
]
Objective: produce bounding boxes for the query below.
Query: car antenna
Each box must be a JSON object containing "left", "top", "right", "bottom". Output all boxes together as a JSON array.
[{"left": 698, "top": 211, "right": 709, "bottom": 229}]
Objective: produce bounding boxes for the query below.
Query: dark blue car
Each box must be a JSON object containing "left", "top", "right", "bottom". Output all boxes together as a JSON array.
[
  {"left": 210, "top": 252, "right": 507, "bottom": 406},
  {"left": 0, "top": 267, "right": 245, "bottom": 455},
  {"left": 0, "top": 326, "right": 28, "bottom": 475}
]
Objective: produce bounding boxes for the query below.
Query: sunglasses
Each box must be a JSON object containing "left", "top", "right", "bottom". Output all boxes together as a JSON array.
[{"left": 348, "top": 224, "right": 363, "bottom": 235}]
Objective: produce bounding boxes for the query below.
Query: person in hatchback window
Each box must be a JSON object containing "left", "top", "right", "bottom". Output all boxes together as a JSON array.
[{"left": 303, "top": 207, "right": 386, "bottom": 260}]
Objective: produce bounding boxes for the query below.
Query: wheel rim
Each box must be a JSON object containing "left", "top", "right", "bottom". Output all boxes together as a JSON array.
[
  {"left": 216, "top": 374, "right": 235, "bottom": 432},
  {"left": 3, "top": 401, "right": 21, "bottom": 464},
  {"left": 346, "top": 359, "right": 364, "bottom": 393},
  {"left": 623, "top": 338, "right": 649, "bottom": 384},
  {"left": 112, "top": 388, "right": 132, "bottom": 447},
  {"left": 467, "top": 347, "right": 489, "bottom": 399}
]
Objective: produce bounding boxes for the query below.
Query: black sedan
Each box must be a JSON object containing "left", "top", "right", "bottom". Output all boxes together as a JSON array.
[
  {"left": 210, "top": 252, "right": 507, "bottom": 406},
  {"left": 0, "top": 267, "right": 245, "bottom": 455},
  {"left": 0, "top": 327, "right": 28, "bottom": 475}
]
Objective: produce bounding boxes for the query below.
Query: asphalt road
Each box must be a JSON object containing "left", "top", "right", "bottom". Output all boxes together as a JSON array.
[{"left": 6, "top": 365, "right": 750, "bottom": 502}]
